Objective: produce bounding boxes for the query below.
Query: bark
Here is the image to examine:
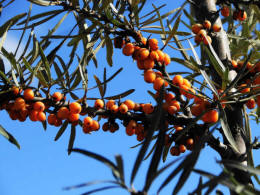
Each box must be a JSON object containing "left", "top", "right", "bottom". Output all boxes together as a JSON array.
[{"left": 192, "top": 0, "right": 252, "bottom": 193}]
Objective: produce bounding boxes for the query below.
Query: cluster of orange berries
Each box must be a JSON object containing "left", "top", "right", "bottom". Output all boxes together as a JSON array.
[
  {"left": 169, "top": 137, "right": 194, "bottom": 156},
  {"left": 221, "top": 6, "right": 247, "bottom": 21},
  {"left": 191, "top": 20, "right": 221, "bottom": 45},
  {"left": 231, "top": 60, "right": 260, "bottom": 109},
  {"left": 1, "top": 88, "right": 47, "bottom": 123},
  {"left": 95, "top": 98, "right": 152, "bottom": 141}
]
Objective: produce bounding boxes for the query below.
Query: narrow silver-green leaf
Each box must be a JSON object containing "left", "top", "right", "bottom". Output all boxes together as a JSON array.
[
  {"left": 54, "top": 120, "right": 69, "bottom": 141},
  {"left": 0, "top": 124, "right": 20, "bottom": 149},
  {"left": 68, "top": 125, "right": 76, "bottom": 155}
]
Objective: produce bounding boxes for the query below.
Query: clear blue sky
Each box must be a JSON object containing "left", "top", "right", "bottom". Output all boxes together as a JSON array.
[{"left": 0, "top": 1, "right": 259, "bottom": 195}]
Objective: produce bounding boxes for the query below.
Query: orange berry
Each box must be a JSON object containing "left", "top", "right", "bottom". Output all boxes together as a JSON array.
[
  {"left": 23, "top": 88, "right": 34, "bottom": 101},
  {"left": 14, "top": 97, "right": 26, "bottom": 110},
  {"left": 170, "top": 146, "right": 180, "bottom": 156},
  {"left": 174, "top": 125, "right": 183, "bottom": 131},
  {"left": 153, "top": 77, "right": 166, "bottom": 91},
  {"left": 54, "top": 118, "right": 62, "bottom": 127},
  {"left": 183, "top": 78, "right": 191, "bottom": 88},
  {"left": 180, "top": 84, "right": 190, "bottom": 96},
  {"left": 52, "top": 92, "right": 62, "bottom": 101},
  {"left": 143, "top": 103, "right": 154, "bottom": 114},
  {"left": 168, "top": 100, "right": 180, "bottom": 111},
  {"left": 69, "top": 102, "right": 82, "bottom": 114},
  {"left": 191, "top": 23, "right": 203, "bottom": 34},
  {"left": 83, "top": 125, "right": 92, "bottom": 134},
  {"left": 91, "top": 120, "right": 100, "bottom": 131},
  {"left": 126, "top": 126, "right": 135, "bottom": 136},
  {"left": 191, "top": 104, "right": 202, "bottom": 116},
  {"left": 238, "top": 10, "right": 247, "bottom": 21},
  {"left": 164, "top": 53, "right": 171, "bottom": 65},
  {"left": 231, "top": 60, "right": 238, "bottom": 68},
  {"left": 33, "top": 101, "right": 45, "bottom": 112},
  {"left": 119, "top": 103, "right": 128, "bottom": 114},
  {"left": 156, "top": 50, "right": 165, "bottom": 63},
  {"left": 111, "top": 104, "right": 119, "bottom": 113},
  {"left": 122, "top": 43, "right": 135, "bottom": 56},
  {"left": 137, "top": 133, "right": 145, "bottom": 142},
  {"left": 48, "top": 114, "right": 57, "bottom": 125},
  {"left": 144, "top": 58, "right": 155, "bottom": 69},
  {"left": 57, "top": 107, "right": 70, "bottom": 120},
  {"left": 83, "top": 116, "right": 93, "bottom": 127},
  {"left": 69, "top": 113, "right": 79, "bottom": 122},
  {"left": 29, "top": 110, "right": 38, "bottom": 122},
  {"left": 167, "top": 105, "right": 177, "bottom": 115},
  {"left": 102, "top": 122, "right": 110, "bottom": 132},
  {"left": 144, "top": 69, "right": 156, "bottom": 83},
  {"left": 203, "top": 20, "right": 211, "bottom": 30},
  {"left": 106, "top": 100, "right": 115, "bottom": 110},
  {"left": 138, "top": 48, "right": 150, "bottom": 60},
  {"left": 155, "top": 71, "right": 163, "bottom": 78},
  {"left": 172, "top": 75, "right": 184, "bottom": 86},
  {"left": 198, "top": 29, "right": 207, "bottom": 39},
  {"left": 141, "top": 37, "right": 147, "bottom": 45},
  {"left": 203, "top": 35, "right": 212, "bottom": 45},
  {"left": 37, "top": 111, "right": 46, "bottom": 122},
  {"left": 179, "top": 144, "right": 186, "bottom": 153},
  {"left": 212, "top": 23, "right": 221, "bottom": 32},
  {"left": 12, "top": 86, "right": 21, "bottom": 96},
  {"left": 137, "top": 60, "right": 145, "bottom": 70},
  {"left": 135, "top": 123, "right": 144, "bottom": 135},
  {"left": 132, "top": 46, "right": 141, "bottom": 60},
  {"left": 221, "top": 6, "right": 229, "bottom": 17},
  {"left": 110, "top": 122, "right": 119, "bottom": 133},
  {"left": 148, "top": 38, "right": 159, "bottom": 50},
  {"left": 149, "top": 51, "right": 159, "bottom": 61},
  {"left": 202, "top": 110, "right": 219, "bottom": 123},
  {"left": 165, "top": 93, "right": 175, "bottom": 103},
  {"left": 195, "top": 34, "right": 203, "bottom": 44},
  {"left": 240, "top": 84, "right": 250, "bottom": 93},
  {"left": 9, "top": 111, "right": 18, "bottom": 120},
  {"left": 246, "top": 99, "right": 255, "bottom": 109},
  {"left": 122, "top": 100, "right": 134, "bottom": 110},
  {"left": 94, "top": 99, "right": 104, "bottom": 109},
  {"left": 186, "top": 138, "right": 194, "bottom": 146}
]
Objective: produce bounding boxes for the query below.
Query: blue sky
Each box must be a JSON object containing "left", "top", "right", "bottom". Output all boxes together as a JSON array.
[{"left": 0, "top": 1, "right": 259, "bottom": 195}]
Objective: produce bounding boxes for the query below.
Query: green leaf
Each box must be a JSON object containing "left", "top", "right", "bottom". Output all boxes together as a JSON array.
[
  {"left": 0, "top": 13, "right": 26, "bottom": 37},
  {"left": 162, "top": 14, "right": 182, "bottom": 50},
  {"left": 105, "top": 89, "right": 135, "bottom": 100},
  {"left": 28, "top": 0, "right": 60, "bottom": 6},
  {"left": 94, "top": 75, "right": 104, "bottom": 98},
  {"left": 0, "top": 124, "right": 20, "bottom": 149},
  {"left": 187, "top": 39, "right": 218, "bottom": 96},
  {"left": 17, "top": 9, "right": 64, "bottom": 25},
  {"left": 105, "top": 35, "right": 113, "bottom": 67},
  {"left": 115, "top": 155, "right": 125, "bottom": 184},
  {"left": 171, "top": 57, "right": 199, "bottom": 72},
  {"left": 140, "top": 7, "right": 180, "bottom": 26},
  {"left": 70, "top": 148, "right": 120, "bottom": 180},
  {"left": 203, "top": 45, "right": 224, "bottom": 77},
  {"left": 68, "top": 125, "right": 76, "bottom": 155},
  {"left": 131, "top": 86, "right": 164, "bottom": 184},
  {"left": 0, "top": 70, "right": 11, "bottom": 84},
  {"left": 219, "top": 107, "right": 240, "bottom": 153},
  {"left": 143, "top": 116, "right": 167, "bottom": 191},
  {"left": 54, "top": 120, "right": 69, "bottom": 141}
]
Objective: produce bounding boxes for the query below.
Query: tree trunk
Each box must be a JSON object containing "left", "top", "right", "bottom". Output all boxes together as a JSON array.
[{"left": 192, "top": 0, "right": 252, "bottom": 193}]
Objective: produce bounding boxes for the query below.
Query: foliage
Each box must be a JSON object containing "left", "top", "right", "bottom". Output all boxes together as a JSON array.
[{"left": 0, "top": 0, "right": 260, "bottom": 194}]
